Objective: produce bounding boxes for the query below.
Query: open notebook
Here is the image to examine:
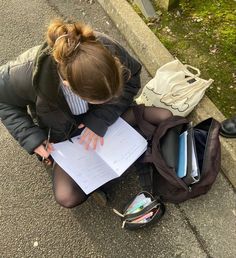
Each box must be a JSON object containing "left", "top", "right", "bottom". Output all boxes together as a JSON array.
[{"left": 51, "top": 118, "right": 147, "bottom": 194}]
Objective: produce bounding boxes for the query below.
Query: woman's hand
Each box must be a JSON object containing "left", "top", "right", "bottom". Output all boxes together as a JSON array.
[
  {"left": 78, "top": 124, "right": 104, "bottom": 150},
  {"left": 34, "top": 140, "right": 54, "bottom": 165}
]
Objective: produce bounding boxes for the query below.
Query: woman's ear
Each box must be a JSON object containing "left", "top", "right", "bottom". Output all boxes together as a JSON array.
[{"left": 63, "top": 80, "right": 70, "bottom": 87}]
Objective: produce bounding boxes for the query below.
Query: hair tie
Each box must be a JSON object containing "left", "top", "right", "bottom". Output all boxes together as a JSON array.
[
  {"left": 55, "top": 34, "right": 68, "bottom": 44},
  {"left": 55, "top": 33, "right": 81, "bottom": 51},
  {"left": 74, "top": 41, "right": 81, "bottom": 51}
]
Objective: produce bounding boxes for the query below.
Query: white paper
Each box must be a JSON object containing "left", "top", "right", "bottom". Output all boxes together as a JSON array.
[
  {"left": 51, "top": 118, "right": 147, "bottom": 194},
  {"left": 51, "top": 141, "right": 118, "bottom": 194},
  {"left": 96, "top": 118, "right": 147, "bottom": 176},
  {"left": 191, "top": 140, "right": 200, "bottom": 180}
]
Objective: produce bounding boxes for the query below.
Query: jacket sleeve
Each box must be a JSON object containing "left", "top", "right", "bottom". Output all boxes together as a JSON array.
[
  {"left": 0, "top": 56, "right": 47, "bottom": 154},
  {"left": 82, "top": 36, "right": 142, "bottom": 136}
]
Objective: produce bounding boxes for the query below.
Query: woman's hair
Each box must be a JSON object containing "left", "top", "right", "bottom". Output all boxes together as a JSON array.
[{"left": 46, "top": 19, "right": 123, "bottom": 102}]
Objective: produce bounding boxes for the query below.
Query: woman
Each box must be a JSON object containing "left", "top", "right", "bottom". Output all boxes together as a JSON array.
[{"left": 0, "top": 19, "right": 172, "bottom": 208}]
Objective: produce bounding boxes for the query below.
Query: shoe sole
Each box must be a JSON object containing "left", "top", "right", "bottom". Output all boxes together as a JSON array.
[
  {"left": 91, "top": 191, "right": 107, "bottom": 207},
  {"left": 220, "top": 131, "right": 236, "bottom": 138}
]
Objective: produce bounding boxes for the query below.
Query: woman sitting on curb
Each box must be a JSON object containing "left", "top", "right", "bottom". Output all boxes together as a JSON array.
[{"left": 0, "top": 19, "right": 172, "bottom": 208}]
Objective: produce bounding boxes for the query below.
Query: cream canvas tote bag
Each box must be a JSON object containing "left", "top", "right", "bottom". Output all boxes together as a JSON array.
[{"left": 136, "top": 59, "right": 213, "bottom": 116}]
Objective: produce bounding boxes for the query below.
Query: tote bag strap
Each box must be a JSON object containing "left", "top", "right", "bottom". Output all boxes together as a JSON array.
[
  {"left": 163, "top": 78, "right": 210, "bottom": 99},
  {"left": 161, "top": 63, "right": 201, "bottom": 98}
]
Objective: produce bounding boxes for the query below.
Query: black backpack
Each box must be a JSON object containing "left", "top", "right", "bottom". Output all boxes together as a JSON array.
[{"left": 133, "top": 105, "right": 221, "bottom": 203}]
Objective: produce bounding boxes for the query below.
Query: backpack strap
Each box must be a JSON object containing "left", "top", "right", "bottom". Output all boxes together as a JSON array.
[
  {"left": 135, "top": 162, "right": 154, "bottom": 193},
  {"left": 132, "top": 105, "right": 155, "bottom": 192}
]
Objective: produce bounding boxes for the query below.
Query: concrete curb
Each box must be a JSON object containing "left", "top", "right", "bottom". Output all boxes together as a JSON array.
[{"left": 97, "top": 0, "right": 236, "bottom": 188}]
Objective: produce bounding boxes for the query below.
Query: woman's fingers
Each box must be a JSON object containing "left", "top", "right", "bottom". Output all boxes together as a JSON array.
[
  {"left": 46, "top": 142, "right": 54, "bottom": 152},
  {"left": 84, "top": 131, "right": 96, "bottom": 150},
  {"left": 92, "top": 135, "right": 99, "bottom": 150},
  {"left": 78, "top": 123, "right": 85, "bottom": 129},
  {"left": 100, "top": 137, "right": 104, "bottom": 146},
  {"left": 34, "top": 142, "right": 54, "bottom": 158},
  {"left": 34, "top": 144, "right": 49, "bottom": 158},
  {"left": 78, "top": 127, "right": 103, "bottom": 150},
  {"left": 79, "top": 127, "right": 90, "bottom": 145},
  {"left": 81, "top": 132, "right": 102, "bottom": 150}
]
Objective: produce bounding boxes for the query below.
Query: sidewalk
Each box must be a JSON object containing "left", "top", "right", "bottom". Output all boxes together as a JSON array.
[{"left": 0, "top": 0, "right": 235, "bottom": 257}]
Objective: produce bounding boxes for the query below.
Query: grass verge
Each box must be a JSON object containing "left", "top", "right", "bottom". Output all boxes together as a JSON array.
[{"left": 129, "top": 0, "right": 236, "bottom": 117}]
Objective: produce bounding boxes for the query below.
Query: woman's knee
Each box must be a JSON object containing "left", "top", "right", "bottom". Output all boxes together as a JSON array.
[
  {"left": 53, "top": 188, "right": 86, "bottom": 208},
  {"left": 163, "top": 108, "right": 173, "bottom": 119},
  {"left": 143, "top": 106, "right": 173, "bottom": 124},
  {"left": 52, "top": 163, "right": 88, "bottom": 208}
]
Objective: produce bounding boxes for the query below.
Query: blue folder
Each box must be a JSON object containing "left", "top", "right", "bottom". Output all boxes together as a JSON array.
[{"left": 177, "top": 131, "right": 187, "bottom": 178}]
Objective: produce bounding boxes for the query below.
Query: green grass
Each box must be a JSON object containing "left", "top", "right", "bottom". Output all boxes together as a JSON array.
[{"left": 129, "top": 0, "right": 236, "bottom": 117}]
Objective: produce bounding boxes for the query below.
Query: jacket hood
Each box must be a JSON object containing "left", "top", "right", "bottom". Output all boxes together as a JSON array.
[{"left": 32, "top": 42, "right": 60, "bottom": 102}]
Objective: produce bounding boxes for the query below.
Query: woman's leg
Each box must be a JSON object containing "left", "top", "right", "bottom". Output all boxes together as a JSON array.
[
  {"left": 52, "top": 163, "right": 88, "bottom": 208},
  {"left": 143, "top": 106, "right": 173, "bottom": 124},
  {"left": 121, "top": 106, "right": 173, "bottom": 126}
]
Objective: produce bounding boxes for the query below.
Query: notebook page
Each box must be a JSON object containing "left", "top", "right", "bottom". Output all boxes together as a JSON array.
[
  {"left": 95, "top": 118, "right": 147, "bottom": 176},
  {"left": 51, "top": 140, "right": 118, "bottom": 194}
]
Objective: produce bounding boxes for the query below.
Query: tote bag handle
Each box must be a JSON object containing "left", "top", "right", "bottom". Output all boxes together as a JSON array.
[{"left": 184, "top": 64, "right": 201, "bottom": 77}]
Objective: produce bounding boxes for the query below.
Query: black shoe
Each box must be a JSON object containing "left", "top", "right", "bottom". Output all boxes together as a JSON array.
[{"left": 220, "top": 116, "right": 236, "bottom": 138}]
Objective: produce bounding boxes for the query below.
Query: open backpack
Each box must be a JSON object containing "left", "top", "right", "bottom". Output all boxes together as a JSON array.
[
  {"left": 114, "top": 104, "right": 221, "bottom": 229},
  {"left": 133, "top": 104, "right": 221, "bottom": 203}
]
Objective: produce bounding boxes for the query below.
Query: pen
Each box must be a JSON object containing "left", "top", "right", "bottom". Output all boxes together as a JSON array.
[
  {"left": 132, "top": 211, "right": 154, "bottom": 223},
  {"left": 42, "top": 128, "right": 51, "bottom": 162}
]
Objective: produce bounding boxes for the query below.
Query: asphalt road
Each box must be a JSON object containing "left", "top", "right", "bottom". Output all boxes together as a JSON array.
[{"left": 0, "top": 1, "right": 235, "bottom": 257}]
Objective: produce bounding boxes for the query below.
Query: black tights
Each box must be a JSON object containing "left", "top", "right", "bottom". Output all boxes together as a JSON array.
[{"left": 52, "top": 106, "right": 172, "bottom": 208}]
